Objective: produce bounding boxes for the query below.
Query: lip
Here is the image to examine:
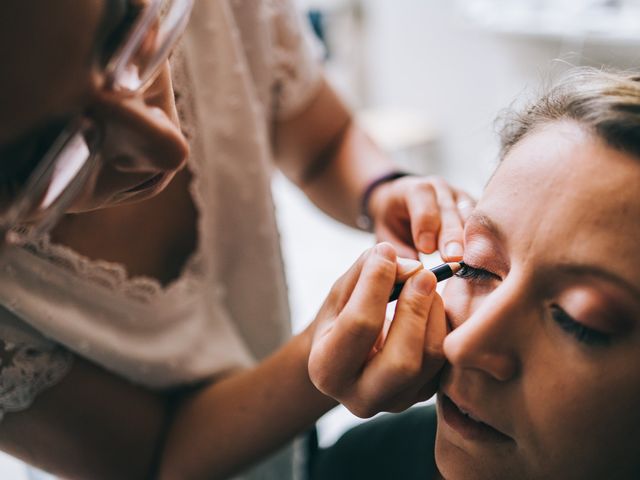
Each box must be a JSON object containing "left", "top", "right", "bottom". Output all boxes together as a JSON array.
[
  {"left": 438, "top": 393, "right": 512, "bottom": 444},
  {"left": 124, "top": 173, "right": 167, "bottom": 193}
]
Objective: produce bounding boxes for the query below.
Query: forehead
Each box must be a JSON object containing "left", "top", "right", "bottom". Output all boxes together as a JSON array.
[
  {"left": 0, "top": 0, "right": 105, "bottom": 144},
  {"left": 478, "top": 121, "right": 640, "bottom": 269}
]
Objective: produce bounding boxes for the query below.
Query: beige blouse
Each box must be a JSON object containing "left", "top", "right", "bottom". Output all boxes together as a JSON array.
[{"left": 0, "top": 0, "right": 322, "bottom": 478}]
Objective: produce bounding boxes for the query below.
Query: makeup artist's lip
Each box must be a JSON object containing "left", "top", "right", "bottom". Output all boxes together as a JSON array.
[
  {"left": 124, "top": 172, "right": 167, "bottom": 193},
  {"left": 438, "top": 393, "right": 513, "bottom": 444}
]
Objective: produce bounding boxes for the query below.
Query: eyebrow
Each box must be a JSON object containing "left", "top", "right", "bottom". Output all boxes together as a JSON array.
[
  {"left": 466, "top": 212, "right": 505, "bottom": 242},
  {"left": 465, "top": 213, "right": 640, "bottom": 299}
]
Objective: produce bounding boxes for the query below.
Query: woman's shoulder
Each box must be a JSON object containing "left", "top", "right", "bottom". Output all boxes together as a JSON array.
[{"left": 310, "top": 405, "right": 438, "bottom": 480}]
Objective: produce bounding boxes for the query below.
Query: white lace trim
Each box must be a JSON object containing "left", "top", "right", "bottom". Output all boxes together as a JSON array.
[
  {"left": 14, "top": 50, "right": 207, "bottom": 305},
  {"left": 0, "top": 337, "right": 73, "bottom": 420},
  {"left": 18, "top": 233, "right": 203, "bottom": 303}
]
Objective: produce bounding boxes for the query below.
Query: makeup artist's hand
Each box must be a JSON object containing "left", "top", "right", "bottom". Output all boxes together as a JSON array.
[
  {"left": 307, "top": 242, "right": 447, "bottom": 418},
  {"left": 367, "top": 176, "right": 475, "bottom": 261}
]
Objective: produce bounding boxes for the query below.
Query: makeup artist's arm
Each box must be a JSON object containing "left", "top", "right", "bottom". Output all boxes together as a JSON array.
[
  {"left": 274, "top": 76, "right": 474, "bottom": 260},
  {"left": 0, "top": 246, "right": 443, "bottom": 479},
  {"left": 157, "top": 244, "right": 446, "bottom": 479}
]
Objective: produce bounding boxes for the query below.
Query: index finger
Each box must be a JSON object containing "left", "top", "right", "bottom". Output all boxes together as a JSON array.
[
  {"left": 404, "top": 182, "right": 441, "bottom": 254},
  {"left": 430, "top": 181, "right": 464, "bottom": 261},
  {"left": 360, "top": 269, "right": 437, "bottom": 394},
  {"left": 316, "top": 243, "right": 398, "bottom": 385}
]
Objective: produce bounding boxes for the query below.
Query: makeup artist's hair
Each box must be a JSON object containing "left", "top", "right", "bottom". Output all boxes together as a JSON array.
[{"left": 498, "top": 68, "right": 640, "bottom": 159}]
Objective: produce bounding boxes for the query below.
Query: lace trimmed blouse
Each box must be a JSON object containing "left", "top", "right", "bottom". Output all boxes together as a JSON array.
[{"left": 0, "top": 0, "right": 321, "bottom": 421}]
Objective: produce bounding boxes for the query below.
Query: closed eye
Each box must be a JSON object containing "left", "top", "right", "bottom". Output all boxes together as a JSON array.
[
  {"left": 455, "top": 263, "right": 500, "bottom": 283},
  {"left": 550, "top": 305, "right": 611, "bottom": 347}
]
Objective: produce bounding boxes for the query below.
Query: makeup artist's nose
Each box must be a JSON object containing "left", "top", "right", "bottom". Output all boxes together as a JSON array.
[
  {"left": 89, "top": 87, "right": 189, "bottom": 172},
  {"left": 443, "top": 286, "right": 522, "bottom": 382}
]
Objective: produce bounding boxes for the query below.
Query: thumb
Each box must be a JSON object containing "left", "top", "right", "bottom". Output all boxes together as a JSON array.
[{"left": 395, "top": 257, "right": 423, "bottom": 283}]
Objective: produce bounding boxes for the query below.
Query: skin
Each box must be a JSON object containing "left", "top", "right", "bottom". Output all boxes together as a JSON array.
[
  {"left": 0, "top": 0, "right": 188, "bottom": 212},
  {"left": 435, "top": 121, "right": 640, "bottom": 479},
  {"left": 0, "top": 1, "right": 456, "bottom": 477},
  {"left": 276, "top": 86, "right": 474, "bottom": 259},
  {"left": 163, "top": 246, "right": 447, "bottom": 479}
]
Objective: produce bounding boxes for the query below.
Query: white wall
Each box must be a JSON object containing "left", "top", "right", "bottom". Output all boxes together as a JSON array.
[{"left": 359, "top": 1, "right": 640, "bottom": 195}]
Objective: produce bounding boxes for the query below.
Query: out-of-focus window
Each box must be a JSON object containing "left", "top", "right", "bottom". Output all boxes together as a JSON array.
[
  {"left": 298, "top": 0, "right": 367, "bottom": 107},
  {"left": 457, "top": 0, "right": 640, "bottom": 44}
]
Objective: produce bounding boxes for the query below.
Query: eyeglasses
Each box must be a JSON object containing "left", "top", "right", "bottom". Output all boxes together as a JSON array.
[{"left": 0, "top": 0, "right": 194, "bottom": 246}]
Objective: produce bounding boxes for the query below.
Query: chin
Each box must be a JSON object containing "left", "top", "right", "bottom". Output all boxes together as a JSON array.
[
  {"left": 434, "top": 428, "right": 518, "bottom": 480},
  {"left": 435, "top": 431, "right": 478, "bottom": 480}
]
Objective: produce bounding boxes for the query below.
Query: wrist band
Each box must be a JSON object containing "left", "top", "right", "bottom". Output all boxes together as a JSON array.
[{"left": 356, "top": 171, "right": 411, "bottom": 231}]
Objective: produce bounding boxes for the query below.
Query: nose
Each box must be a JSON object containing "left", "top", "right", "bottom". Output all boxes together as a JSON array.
[
  {"left": 443, "top": 283, "right": 524, "bottom": 382},
  {"left": 89, "top": 69, "right": 189, "bottom": 172}
]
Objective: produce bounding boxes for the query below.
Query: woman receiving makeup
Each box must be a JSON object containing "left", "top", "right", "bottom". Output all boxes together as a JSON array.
[{"left": 309, "top": 68, "right": 640, "bottom": 479}]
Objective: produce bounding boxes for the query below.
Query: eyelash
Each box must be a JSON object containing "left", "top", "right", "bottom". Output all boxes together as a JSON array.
[
  {"left": 455, "top": 264, "right": 611, "bottom": 347},
  {"left": 550, "top": 305, "right": 611, "bottom": 346},
  {"left": 455, "top": 263, "right": 499, "bottom": 282}
]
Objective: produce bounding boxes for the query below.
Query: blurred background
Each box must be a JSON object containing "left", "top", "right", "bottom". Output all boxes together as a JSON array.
[
  {"left": 277, "top": 0, "right": 640, "bottom": 449},
  {"left": 295, "top": 0, "right": 640, "bottom": 191},
  {"left": 8, "top": 0, "right": 640, "bottom": 477}
]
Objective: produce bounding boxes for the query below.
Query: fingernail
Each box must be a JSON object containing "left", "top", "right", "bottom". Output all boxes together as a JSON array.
[
  {"left": 413, "top": 270, "right": 436, "bottom": 295},
  {"left": 457, "top": 200, "right": 475, "bottom": 214},
  {"left": 445, "top": 242, "right": 464, "bottom": 259},
  {"left": 418, "top": 232, "right": 436, "bottom": 251},
  {"left": 396, "top": 257, "right": 423, "bottom": 277}
]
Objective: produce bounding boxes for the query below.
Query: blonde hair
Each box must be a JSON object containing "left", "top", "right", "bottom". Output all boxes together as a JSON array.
[{"left": 498, "top": 68, "right": 640, "bottom": 160}]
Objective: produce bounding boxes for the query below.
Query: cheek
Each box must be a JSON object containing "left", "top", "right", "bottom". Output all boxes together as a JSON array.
[
  {"left": 507, "top": 334, "right": 640, "bottom": 476},
  {"left": 520, "top": 373, "right": 640, "bottom": 478},
  {"left": 443, "top": 279, "right": 490, "bottom": 329}
]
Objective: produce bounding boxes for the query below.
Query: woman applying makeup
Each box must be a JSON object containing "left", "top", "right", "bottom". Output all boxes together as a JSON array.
[
  {"left": 310, "top": 69, "right": 640, "bottom": 479},
  {"left": 0, "top": 0, "right": 467, "bottom": 478}
]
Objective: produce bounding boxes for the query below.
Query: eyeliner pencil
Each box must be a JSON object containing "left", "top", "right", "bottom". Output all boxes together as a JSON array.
[{"left": 388, "top": 262, "right": 464, "bottom": 302}]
